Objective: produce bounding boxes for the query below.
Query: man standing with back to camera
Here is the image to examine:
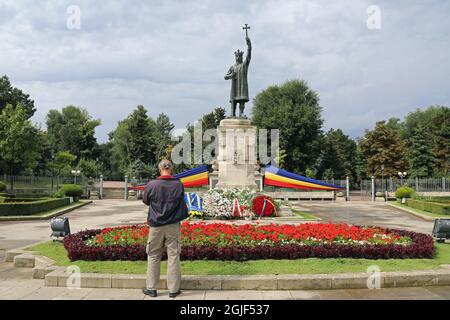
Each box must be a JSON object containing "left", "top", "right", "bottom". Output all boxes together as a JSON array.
[{"left": 142, "top": 159, "right": 188, "bottom": 298}]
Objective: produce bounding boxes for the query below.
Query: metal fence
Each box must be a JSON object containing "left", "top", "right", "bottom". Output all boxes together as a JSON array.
[
  {"left": 2, "top": 174, "right": 449, "bottom": 199},
  {"left": 1, "top": 174, "right": 92, "bottom": 194},
  {"left": 373, "top": 177, "right": 448, "bottom": 192}
]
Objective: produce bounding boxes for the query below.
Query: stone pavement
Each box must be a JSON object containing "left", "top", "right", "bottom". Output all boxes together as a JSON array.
[
  {"left": 294, "top": 201, "right": 434, "bottom": 234},
  {"left": 0, "top": 276, "right": 449, "bottom": 300}
]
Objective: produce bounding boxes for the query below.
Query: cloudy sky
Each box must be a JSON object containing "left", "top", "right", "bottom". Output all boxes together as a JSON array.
[{"left": 1, "top": 0, "right": 449, "bottom": 142}]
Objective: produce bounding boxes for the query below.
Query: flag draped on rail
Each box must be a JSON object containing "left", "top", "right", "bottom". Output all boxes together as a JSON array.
[
  {"left": 129, "top": 165, "right": 209, "bottom": 191},
  {"left": 263, "top": 166, "right": 344, "bottom": 191},
  {"left": 175, "top": 165, "right": 209, "bottom": 188}
]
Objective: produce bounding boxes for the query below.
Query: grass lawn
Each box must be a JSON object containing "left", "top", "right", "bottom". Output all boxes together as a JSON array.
[
  {"left": 290, "top": 209, "right": 319, "bottom": 220},
  {"left": 26, "top": 241, "right": 450, "bottom": 275},
  {"left": 389, "top": 201, "right": 449, "bottom": 219}
]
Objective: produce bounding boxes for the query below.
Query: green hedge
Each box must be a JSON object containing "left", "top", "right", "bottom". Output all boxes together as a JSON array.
[
  {"left": 405, "top": 199, "right": 450, "bottom": 215},
  {"left": 0, "top": 181, "right": 6, "bottom": 192},
  {"left": 0, "top": 197, "right": 71, "bottom": 216},
  {"left": 60, "top": 184, "right": 83, "bottom": 197},
  {"left": 426, "top": 197, "right": 450, "bottom": 204},
  {"left": 3, "top": 198, "right": 41, "bottom": 203}
]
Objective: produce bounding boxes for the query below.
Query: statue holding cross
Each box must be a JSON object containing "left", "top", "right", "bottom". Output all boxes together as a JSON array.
[{"left": 224, "top": 24, "right": 252, "bottom": 118}]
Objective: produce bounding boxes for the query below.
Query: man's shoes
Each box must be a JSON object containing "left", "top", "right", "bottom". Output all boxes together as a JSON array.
[
  {"left": 142, "top": 288, "right": 157, "bottom": 297},
  {"left": 169, "top": 290, "right": 181, "bottom": 298}
]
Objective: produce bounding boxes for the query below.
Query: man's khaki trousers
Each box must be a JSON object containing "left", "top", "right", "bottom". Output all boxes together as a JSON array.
[{"left": 146, "top": 222, "right": 181, "bottom": 293}]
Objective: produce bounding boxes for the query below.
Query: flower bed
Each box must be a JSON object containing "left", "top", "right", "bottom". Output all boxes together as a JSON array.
[
  {"left": 64, "top": 222, "right": 435, "bottom": 261},
  {"left": 198, "top": 188, "right": 279, "bottom": 220}
]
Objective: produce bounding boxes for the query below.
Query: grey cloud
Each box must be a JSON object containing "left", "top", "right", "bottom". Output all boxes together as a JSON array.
[{"left": 1, "top": 0, "right": 449, "bottom": 142}]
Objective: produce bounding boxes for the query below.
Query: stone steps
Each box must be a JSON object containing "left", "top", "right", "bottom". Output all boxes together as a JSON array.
[{"left": 102, "top": 188, "right": 124, "bottom": 199}]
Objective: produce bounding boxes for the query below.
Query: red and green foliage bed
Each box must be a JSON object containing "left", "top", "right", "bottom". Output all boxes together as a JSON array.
[{"left": 64, "top": 222, "right": 434, "bottom": 262}]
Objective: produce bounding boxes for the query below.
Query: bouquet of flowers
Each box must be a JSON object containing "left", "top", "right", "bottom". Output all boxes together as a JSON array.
[
  {"left": 252, "top": 195, "right": 278, "bottom": 217},
  {"left": 184, "top": 193, "right": 204, "bottom": 219},
  {"left": 202, "top": 190, "right": 233, "bottom": 219}
]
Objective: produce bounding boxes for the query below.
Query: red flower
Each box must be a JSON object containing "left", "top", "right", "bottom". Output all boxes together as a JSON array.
[{"left": 252, "top": 195, "right": 276, "bottom": 217}]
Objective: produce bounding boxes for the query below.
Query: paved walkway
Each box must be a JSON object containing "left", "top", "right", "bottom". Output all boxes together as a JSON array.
[
  {"left": 0, "top": 200, "right": 433, "bottom": 253},
  {"left": 294, "top": 201, "right": 433, "bottom": 234},
  {"left": 0, "top": 200, "right": 148, "bottom": 252},
  {"left": 0, "top": 199, "right": 443, "bottom": 300},
  {"left": 0, "top": 275, "right": 449, "bottom": 300}
]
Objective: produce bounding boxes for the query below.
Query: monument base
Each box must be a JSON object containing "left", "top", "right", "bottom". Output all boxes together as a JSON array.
[{"left": 213, "top": 118, "right": 260, "bottom": 190}]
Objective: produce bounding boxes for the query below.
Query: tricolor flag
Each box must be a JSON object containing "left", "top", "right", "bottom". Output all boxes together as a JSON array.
[
  {"left": 264, "top": 166, "right": 343, "bottom": 191},
  {"left": 130, "top": 165, "right": 209, "bottom": 190},
  {"left": 175, "top": 165, "right": 209, "bottom": 188}
]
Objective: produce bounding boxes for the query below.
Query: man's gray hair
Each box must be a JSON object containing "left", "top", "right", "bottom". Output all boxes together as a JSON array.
[{"left": 158, "top": 159, "right": 173, "bottom": 171}]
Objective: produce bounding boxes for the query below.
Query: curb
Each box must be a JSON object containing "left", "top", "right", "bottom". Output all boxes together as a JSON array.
[
  {"left": 386, "top": 202, "right": 437, "bottom": 221},
  {"left": 0, "top": 200, "right": 92, "bottom": 222},
  {"left": 42, "top": 269, "right": 450, "bottom": 290},
  {"left": 5, "top": 247, "right": 450, "bottom": 290}
]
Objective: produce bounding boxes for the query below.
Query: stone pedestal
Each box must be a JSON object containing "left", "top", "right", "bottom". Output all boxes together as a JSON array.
[{"left": 213, "top": 118, "right": 260, "bottom": 190}]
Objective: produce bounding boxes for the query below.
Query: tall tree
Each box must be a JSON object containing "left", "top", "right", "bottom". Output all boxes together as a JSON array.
[
  {"left": 125, "top": 105, "right": 157, "bottom": 164},
  {"left": 316, "top": 129, "right": 357, "bottom": 180},
  {"left": 33, "top": 131, "right": 54, "bottom": 175},
  {"left": 386, "top": 117, "right": 404, "bottom": 134},
  {"left": 252, "top": 80, "right": 323, "bottom": 173},
  {"left": 49, "top": 151, "right": 77, "bottom": 188},
  {"left": 354, "top": 143, "right": 368, "bottom": 181},
  {"left": 407, "top": 126, "right": 436, "bottom": 177},
  {"left": 110, "top": 122, "right": 132, "bottom": 177},
  {"left": 46, "top": 106, "right": 101, "bottom": 159},
  {"left": 0, "top": 75, "right": 36, "bottom": 118},
  {"left": 201, "top": 107, "right": 226, "bottom": 130},
  {"left": 359, "top": 121, "right": 408, "bottom": 177},
  {"left": 154, "top": 113, "right": 175, "bottom": 160},
  {"left": 182, "top": 107, "right": 226, "bottom": 167},
  {"left": 0, "top": 105, "right": 40, "bottom": 187},
  {"left": 96, "top": 141, "right": 114, "bottom": 179},
  {"left": 110, "top": 105, "right": 158, "bottom": 177},
  {"left": 403, "top": 105, "right": 449, "bottom": 175}
]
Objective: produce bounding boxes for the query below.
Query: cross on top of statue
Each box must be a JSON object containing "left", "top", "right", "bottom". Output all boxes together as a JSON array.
[{"left": 243, "top": 24, "right": 250, "bottom": 37}]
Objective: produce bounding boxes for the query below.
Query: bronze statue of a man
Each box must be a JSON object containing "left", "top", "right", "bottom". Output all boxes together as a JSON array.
[{"left": 225, "top": 30, "right": 252, "bottom": 118}]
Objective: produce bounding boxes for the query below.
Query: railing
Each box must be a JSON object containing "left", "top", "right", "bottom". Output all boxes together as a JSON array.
[
  {"left": 1, "top": 174, "right": 95, "bottom": 194},
  {"left": 2, "top": 174, "right": 448, "bottom": 201}
]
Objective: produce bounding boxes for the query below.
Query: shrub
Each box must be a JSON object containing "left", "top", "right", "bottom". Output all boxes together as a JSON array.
[
  {"left": 406, "top": 199, "right": 450, "bottom": 215},
  {"left": 395, "top": 186, "right": 415, "bottom": 199},
  {"left": 0, "top": 181, "right": 6, "bottom": 192},
  {"left": 0, "top": 196, "right": 5, "bottom": 204},
  {"left": 0, "top": 198, "right": 70, "bottom": 216},
  {"left": 60, "top": 184, "right": 83, "bottom": 197},
  {"left": 51, "top": 191, "right": 65, "bottom": 199}
]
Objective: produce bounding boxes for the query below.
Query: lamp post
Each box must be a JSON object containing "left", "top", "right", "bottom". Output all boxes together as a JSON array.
[
  {"left": 96, "top": 157, "right": 99, "bottom": 180},
  {"left": 71, "top": 170, "right": 81, "bottom": 184},
  {"left": 51, "top": 153, "right": 55, "bottom": 191},
  {"left": 398, "top": 171, "right": 407, "bottom": 186}
]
